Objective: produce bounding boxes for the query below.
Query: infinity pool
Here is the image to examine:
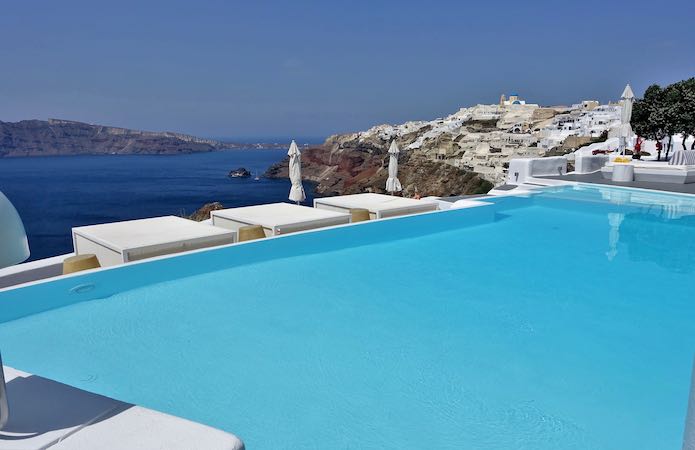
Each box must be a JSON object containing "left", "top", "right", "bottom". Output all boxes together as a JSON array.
[{"left": 1, "top": 185, "right": 694, "bottom": 449}]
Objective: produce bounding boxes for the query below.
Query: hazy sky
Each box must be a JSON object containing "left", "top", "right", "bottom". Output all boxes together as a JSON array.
[{"left": 1, "top": 0, "right": 693, "bottom": 140}]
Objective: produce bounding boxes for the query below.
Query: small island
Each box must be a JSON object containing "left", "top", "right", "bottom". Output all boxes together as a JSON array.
[{"left": 228, "top": 167, "right": 251, "bottom": 178}]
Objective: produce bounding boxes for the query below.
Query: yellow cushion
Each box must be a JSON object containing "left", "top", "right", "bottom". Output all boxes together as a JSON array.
[
  {"left": 238, "top": 225, "right": 265, "bottom": 242},
  {"left": 63, "top": 254, "right": 101, "bottom": 275},
  {"left": 350, "top": 208, "right": 370, "bottom": 223}
]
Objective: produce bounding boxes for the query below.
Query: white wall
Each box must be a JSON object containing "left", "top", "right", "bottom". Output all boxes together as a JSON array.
[
  {"left": 575, "top": 154, "right": 609, "bottom": 173},
  {"left": 506, "top": 157, "right": 567, "bottom": 185}
]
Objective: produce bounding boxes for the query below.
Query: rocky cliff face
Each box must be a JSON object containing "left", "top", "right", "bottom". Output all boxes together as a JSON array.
[
  {"left": 267, "top": 100, "right": 616, "bottom": 196},
  {"left": 188, "top": 202, "right": 225, "bottom": 221},
  {"left": 0, "top": 119, "right": 224, "bottom": 157},
  {"left": 319, "top": 104, "right": 557, "bottom": 187},
  {"left": 266, "top": 144, "right": 493, "bottom": 197}
]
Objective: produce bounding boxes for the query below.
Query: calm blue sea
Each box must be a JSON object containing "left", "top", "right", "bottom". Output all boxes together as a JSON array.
[{"left": 0, "top": 150, "right": 314, "bottom": 261}]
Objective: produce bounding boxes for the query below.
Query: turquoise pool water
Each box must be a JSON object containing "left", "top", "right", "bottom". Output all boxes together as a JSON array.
[{"left": 1, "top": 185, "right": 694, "bottom": 449}]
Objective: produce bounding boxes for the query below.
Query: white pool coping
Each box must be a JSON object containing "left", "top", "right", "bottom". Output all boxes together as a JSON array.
[
  {"left": 0, "top": 254, "right": 71, "bottom": 290},
  {"left": 0, "top": 366, "right": 244, "bottom": 450}
]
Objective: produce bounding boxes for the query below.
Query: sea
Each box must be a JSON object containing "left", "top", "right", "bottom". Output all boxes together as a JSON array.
[{"left": 0, "top": 149, "right": 315, "bottom": 261}]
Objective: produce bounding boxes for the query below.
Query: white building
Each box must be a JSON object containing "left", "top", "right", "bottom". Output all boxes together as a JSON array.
[
  {"left": 537, "top": 104, "right": 621, "bottom": 149},
  {"left": 500, "top": 93, "right": 526, "bottom": 106}
]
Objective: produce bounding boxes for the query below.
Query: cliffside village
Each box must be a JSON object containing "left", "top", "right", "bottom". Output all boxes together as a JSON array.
[{"left": 341, "top": 94, "right": 624, "bottom": 184}]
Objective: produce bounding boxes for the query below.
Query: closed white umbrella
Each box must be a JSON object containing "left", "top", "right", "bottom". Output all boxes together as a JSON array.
[
  {"left": 288, "top": 140, "right": 306, "bottom": 204},
  {"left": 385, "top": 140, "right": 402, "bottom": 194},
  {"left": 619, "top": 84, "right": 635, "bottom": 154}
]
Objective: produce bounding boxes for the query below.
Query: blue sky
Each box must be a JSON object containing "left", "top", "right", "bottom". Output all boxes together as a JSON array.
[{"left": 1, "top": 0, "right": 693, "bottom": 140}]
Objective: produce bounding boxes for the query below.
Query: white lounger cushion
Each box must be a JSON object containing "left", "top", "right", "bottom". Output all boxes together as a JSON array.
[
  {"left": 314, "top": 193, "right": 438, "bottom": 219},
  {"left": 211, "top": 202, "right": 351, "bottom": 236}
]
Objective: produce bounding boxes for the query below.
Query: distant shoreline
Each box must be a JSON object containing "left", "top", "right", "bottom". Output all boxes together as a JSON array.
[
  {"left": 0, "top": 118, "right": 322, "bottom": 157},
  {"left": 0, "top": 146, "right": 309, "bottom": 158}
]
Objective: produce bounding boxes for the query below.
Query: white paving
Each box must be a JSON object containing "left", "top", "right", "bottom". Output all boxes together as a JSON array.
[{"left": 0, "top": 366, "right": 244, "bottom": 450}]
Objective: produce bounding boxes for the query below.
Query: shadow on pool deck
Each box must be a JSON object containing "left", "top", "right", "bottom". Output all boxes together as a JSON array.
[
  {"left": 0, "top": 366, "right": 245, "bottom": 450},
  {"left": 1, "top": 372, "right": 131, "bottom": 448}
]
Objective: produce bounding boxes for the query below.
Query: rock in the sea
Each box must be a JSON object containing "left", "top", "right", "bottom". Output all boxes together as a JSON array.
[
  {"left": 188, "top": 202, "right": 225, "bottom": 221},
  {"left": 228, "top": 167, "right": 251, "bottom": 178}
]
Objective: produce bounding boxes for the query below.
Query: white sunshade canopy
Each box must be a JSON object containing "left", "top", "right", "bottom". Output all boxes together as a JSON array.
[
  {"left": 288, "top": 140, "right": 306, "bottom": 203},
  {"left": 0, "top": 191, "right": 30, "bottom": 269},
  {"left": 386, "top": 140, "right": 402, "bottom": 193}
]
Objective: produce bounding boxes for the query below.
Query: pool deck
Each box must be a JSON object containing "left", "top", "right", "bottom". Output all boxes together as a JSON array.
[
  {"left": 0, "top": 366, "right": 244, "bottom": 449},
  {"left": 539, "top": 171, "right": 695, "bottom": 195}
]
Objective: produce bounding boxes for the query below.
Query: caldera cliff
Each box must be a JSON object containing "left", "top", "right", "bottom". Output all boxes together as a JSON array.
[
  {"left": 266, "top": 141, "right": 493, "bottom": 197},
  {"left": 267, "top": 98, "right": 619, "bottom": 197}
]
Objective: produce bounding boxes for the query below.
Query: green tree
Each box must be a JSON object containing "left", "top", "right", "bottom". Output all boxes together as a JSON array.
[
  {"left": 632, "top": 84, "right": 668, "bottom": 159},
  {"left": 670, "top": 78, "right": 695, "bottom": 150},
  {"left": 632, "top": 78, "right": 695, "bottom": 156}
]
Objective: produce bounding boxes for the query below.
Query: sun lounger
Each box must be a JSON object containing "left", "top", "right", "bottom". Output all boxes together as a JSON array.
[
  {"left": 72, "top": 216, "right": 236, "bottom": 267},
  {"left": 313, "top": 193, "right": 439, "bottom": 219},
  {"left": 211, "top": 202, "right": 351, "bottom": 237}
]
